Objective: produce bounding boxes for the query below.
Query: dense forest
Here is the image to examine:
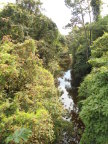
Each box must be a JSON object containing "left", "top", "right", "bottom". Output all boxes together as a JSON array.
[{"left": 0, "top": 0, "right": 108, "bottom": 144}]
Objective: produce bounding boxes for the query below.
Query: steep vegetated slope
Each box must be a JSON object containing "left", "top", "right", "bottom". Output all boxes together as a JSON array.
[
  {"left": 0, "top": 39, "right": 63, "bottom": 143},
  {"left": 79, "top": 33, "right": 108, "bottom": 144},
  {"left": 0, "top": 1, "right": 69, "bottom": 76},
  {"left": 0, "top": 0, "right": 70, "bottom": 143},
  {"left": 66, "top": 3, "right": 108, "bottom": 143}
]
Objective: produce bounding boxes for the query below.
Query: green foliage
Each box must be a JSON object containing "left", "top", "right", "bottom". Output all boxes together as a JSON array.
[
  {"left": 19, "top": 0, "right": 42, "bottom": 14},
  {"left": 78, "top": 33, "right": 108, "bottom": 144},
  {"left": 0, "top": 1, "right": 69, "bottom": 74},
  {"left": 91, "top": 15, "right": 108, "bottom": 41},
  {"left": 65, "top": 1, "right": 108, "bottom": 143},
  {"left": 31, "top": 15, "right": 58, "bottom": 43},
  {"left": 0, "top": 4, "right": 29, "bottom": 42},
  {"left": 0, "top": 39, "right": 64, "bottom": 144},
  {"left": 0, "top": 1, "right": 73, "bottom": 143},
  {"left": 67, "top": 15, "right": 108, "bottom": 87},
  {"left": 6, "top": 128, "right": 32, "bottom": 144},
  {"left": 66, "top": 26, "right": 91, "bottom": 86},
  {"left": 91, "top": 0, "right": 101, "bottom": 21}
]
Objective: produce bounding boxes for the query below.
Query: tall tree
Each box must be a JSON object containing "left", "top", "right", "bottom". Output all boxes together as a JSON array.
[
  {"left": 87, "top": 0, "right": 92, "bottom": 45},
  {"left": 91, "top": 0, "right": 101, "bottom": 21},
  {"left": 16, "top": 0, "right": 42, "bottom": 14},
  {"left": 65, "top": 0, "right": 92, "bottom": 58}
]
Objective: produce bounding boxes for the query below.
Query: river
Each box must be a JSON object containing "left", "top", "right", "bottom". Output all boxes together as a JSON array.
[
  {"left": 58, "top": 70, "right": 73, "bottom": 113},
  {"left": 58, "top": 70, "right": 84, "bottom": 144}
]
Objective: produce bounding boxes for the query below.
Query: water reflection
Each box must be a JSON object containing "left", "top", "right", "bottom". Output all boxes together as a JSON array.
[
  {"left": 58, "top": 70, "right": 84, "bottom": 144},
  {"left": 58, "top": 70, "right": 73, "bottom": 111}
]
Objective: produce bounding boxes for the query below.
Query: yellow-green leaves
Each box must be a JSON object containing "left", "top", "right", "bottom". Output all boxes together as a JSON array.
[{"left": 0, "top": 39, "right": 63, "bottom": 144}]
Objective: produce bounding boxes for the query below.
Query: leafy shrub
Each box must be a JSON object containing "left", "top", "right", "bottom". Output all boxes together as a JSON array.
[
  {"left": 0, "top": 39, "right": 63, "bottom": 144},
  {"left": 78, "top": 33, "right": 108, "bottom": 144}
]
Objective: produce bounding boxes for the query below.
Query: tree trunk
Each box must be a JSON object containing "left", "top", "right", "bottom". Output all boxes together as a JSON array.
[
  {"left": 80, "top": 4, "right": 89, "bottom": 59},
  {"left": 87, "top": 0, "right": 92, "bottom": 46}
]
